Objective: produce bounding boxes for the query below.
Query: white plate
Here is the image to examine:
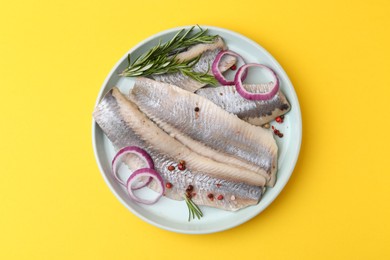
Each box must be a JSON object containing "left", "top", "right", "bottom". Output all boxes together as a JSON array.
[{"left": 92, "top": 26, "right": 302, "bottom": 234}]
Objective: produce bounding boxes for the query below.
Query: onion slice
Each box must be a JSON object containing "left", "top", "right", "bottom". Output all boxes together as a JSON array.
[
  {"left": 126, "top": 168, "right": 165, "bottom": 205},
  {"left": 212, "top": 50, "right": 247, "bottom": 85},
  {"left": 111, "top": 146, "right": 154, "bottom": 188},
  {"left": 234, "top": 63, "right": 279, "bottom": 100}
]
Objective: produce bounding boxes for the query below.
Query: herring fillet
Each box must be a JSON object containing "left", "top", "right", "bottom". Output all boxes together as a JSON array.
[
  {"left": 196, "top": 84, "right": 291, "bottom": 125},
  {"left": 93, "top": 88, "right": 264, "bottom": 186},
  {"left": 152, "top": 37, "right": 236, "bottom": 92},
  {"left": 93, "top": 87, "right": 265, "bottom": 211},
  {"left": 130, "top": 78, "right": 279, "bottom": 187}
]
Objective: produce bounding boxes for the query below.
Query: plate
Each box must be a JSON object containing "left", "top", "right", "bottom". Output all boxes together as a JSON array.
[{"left": 92, "top": 26, "right": 302, "bottom": 234}]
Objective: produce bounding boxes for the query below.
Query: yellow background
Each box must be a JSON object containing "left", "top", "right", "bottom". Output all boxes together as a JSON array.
[{"left": 1, "top": 0, "right": 389, "bottom": 259}]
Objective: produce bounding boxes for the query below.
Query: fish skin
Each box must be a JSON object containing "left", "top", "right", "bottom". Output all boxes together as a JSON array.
[
  {"left": 196, "top": 83, "right": 291, "bottom": 126},
  {"left": 93, "top": 87, "right": 265, "bottom": 211},
  {"left": 130, "top": 78, "right": 278, "bottom": 187},
  {"left": 152, "top": 37, "right": 236, "bottom": 92},
  {"left": 151, "top": 123, "right": 266, "bottom": 180}
]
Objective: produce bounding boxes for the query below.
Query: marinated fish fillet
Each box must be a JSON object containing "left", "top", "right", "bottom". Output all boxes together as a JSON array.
[
  {"left": 174, "top": 36, "right": 226, "bottom": 62},
  {"left": 130, "top": 78, "right": 279, "bottom": 187},
  {"left": 196, "top": 83, "right": 291, "bottom": 125},
  {"left": 152, "top": 37, "right": 236, "bottom": 92},
  {"left": 93, "top": 88, "right": 265, "bottom": 211}
]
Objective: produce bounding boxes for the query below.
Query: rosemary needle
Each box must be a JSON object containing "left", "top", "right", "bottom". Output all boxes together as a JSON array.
[{"left": 188, "top": 201, "right": 192, "bottom": 222}]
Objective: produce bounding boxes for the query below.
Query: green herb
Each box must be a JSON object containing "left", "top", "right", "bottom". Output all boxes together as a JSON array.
[
  {"left": 120, "top": 26, "right": 218, "bottom": 86},
  {"left": 184, "top": 195, "right": 203, "bottom": 221}
]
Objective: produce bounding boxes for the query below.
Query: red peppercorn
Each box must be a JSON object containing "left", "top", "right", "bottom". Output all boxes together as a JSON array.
[
  {"left": 230, "top": 65, "right": 237, "bottom": 70},
  {"left": 166, "top": 182, "right": 172, "bottom": 189},
  {"left": 186, "top": 185, "right": 193, "bottom": 191},
  {"left": 167, "top": 165, "right": 175, "bottom": 171},
  {"left": 178, "top": 163, "right": 186, "bottom": 171},
  {"left": 217, "top": 195, "right": 224, "bottom": 200},
  {"left": 207, "top": 193, "right": 214, "bottom": 200},
  {"left": 272, "top": 126, "right": 284, "bottom": 138},
  {"left": 276, "top": 116, "right": 282, "bottom": 123}
]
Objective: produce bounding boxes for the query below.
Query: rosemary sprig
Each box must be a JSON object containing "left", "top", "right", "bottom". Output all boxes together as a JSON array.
[
  {"left": 120, "top": 26, "right": 218, "bottom": 85},
  {"left": 184, "top": 195, "right": 203, "bottom": 221}
]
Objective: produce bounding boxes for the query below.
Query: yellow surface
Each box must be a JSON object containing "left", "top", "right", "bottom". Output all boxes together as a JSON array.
[{"left": 1, "top": 0, "right": 389, "bottom": 259}]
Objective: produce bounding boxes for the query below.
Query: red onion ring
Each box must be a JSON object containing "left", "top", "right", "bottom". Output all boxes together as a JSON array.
[
  {"left": 126, "top": 168, "right": 165, "bottom": 205},
  {"left": 212, "top": 50, "right": 247, "bottom": 85},
  {"left": 234, "top": 63, "right": 279, "bottom": 100},
  {"left": 111, "top": 146, "right": 154, "bottom": 188}
]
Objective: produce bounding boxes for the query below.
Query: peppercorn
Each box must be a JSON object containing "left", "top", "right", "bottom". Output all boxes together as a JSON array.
[
  {"left": 207, "top": 193, "right": 214, "bottom": 200},
  {"left": 194, "top": 107, "right": 200, "bottom": 112},
  {"left": 178, "top": 163, "right": 186, "bottom": 171},
  {"left": 166, "top": 182, "right": 172, "bottom": 189},
  {"left": 179, "top": 160, "right": 186, "bottom": 165},
  {"left": 276, "top": 116, "right": 282, "bottom": 123},
  {"left": 167, "top": 165, "right": 175, "bottom": 171},
  {"left": 217, "top": 195, "right": 224, "bottom": 200},
  {"left": 272, "top": 126, "right": 284, "bottom": 138},
  {"left": 280, "top": 115, "right": 284, "bottom": 119},
  {"left": 230, "top": 65, "right": 237, "bottom": 70},
  {"left": 186, "top": 185, "right": 193, "bottom": 191},
  {"left": 263, "top": 123, "right": 270, "bottom": 129}
]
